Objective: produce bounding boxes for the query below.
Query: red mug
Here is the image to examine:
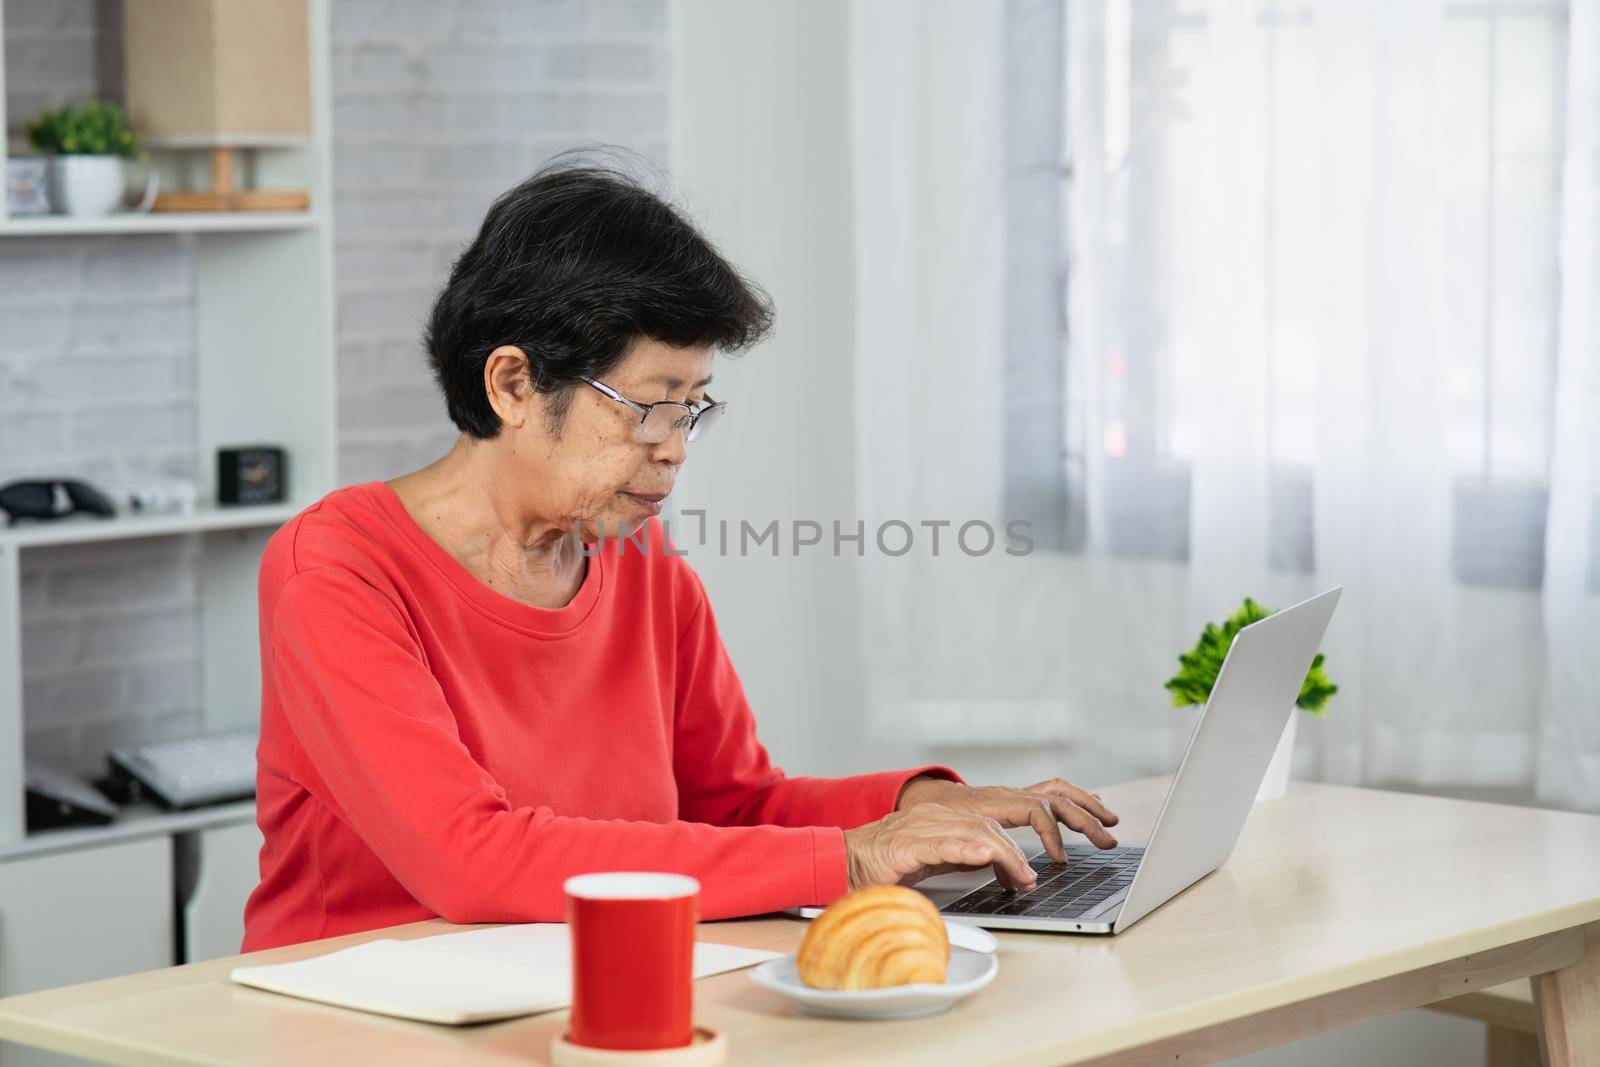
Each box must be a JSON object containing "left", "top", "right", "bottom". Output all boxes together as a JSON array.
[{"left": 565, "top": 872, "right": 700, "bottom": 1050}]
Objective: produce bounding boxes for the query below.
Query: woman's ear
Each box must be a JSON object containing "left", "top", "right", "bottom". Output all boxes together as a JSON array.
[{"left": 483, "top": 345, "right": 532, "bottom": 430}]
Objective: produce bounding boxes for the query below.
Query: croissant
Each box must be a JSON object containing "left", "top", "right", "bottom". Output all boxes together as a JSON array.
[{"left": 796, "top": 885, "right": 950, "bottom": 990}]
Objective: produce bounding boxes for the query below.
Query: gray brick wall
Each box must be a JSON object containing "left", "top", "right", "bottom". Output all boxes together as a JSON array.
[{"left": 3, "top": 0, "right": 675, "bottom": 777}]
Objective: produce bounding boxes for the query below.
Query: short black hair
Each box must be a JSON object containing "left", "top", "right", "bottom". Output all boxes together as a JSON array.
[{"left": 424, "top": 153, "right": 774, "bottom": 438}]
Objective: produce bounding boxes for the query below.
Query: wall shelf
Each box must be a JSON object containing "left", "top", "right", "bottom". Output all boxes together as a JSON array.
[
  {"left": 0, "top": 800, "right": 255, "bottom": 863},
  {"left": 0, "top": 212, "right": 322, "bottom": 238},
  {"left": 0, "top": 502, "right": 303, "bottom": 550}
]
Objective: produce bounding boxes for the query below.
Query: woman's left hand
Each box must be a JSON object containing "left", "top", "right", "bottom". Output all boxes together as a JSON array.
[{"left": 896, "top": 776, "right": 1119, "bottom": 863}]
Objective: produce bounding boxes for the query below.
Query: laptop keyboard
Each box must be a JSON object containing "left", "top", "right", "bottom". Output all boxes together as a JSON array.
[{"left": 942, "top": 844, "right": 1144, "bottom": 921}]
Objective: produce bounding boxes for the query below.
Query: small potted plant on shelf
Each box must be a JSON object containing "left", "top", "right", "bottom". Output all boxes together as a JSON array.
[
  {"left": 25, "top": 100, "right": 145, "bottom": 217},
  {"left": 1165, "top": 597, "right": 1338, "bottom": 801}
]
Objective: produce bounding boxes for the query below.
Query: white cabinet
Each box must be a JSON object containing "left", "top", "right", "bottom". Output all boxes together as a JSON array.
[
  {"left": 180, "top": 821, "right": 264, "bottom": 963},
  {"left": 0, "top": 837, "right": 173, "bottom": 1067}
]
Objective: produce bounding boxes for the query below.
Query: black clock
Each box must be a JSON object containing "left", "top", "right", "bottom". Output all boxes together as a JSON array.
[{"left": 218, "top": 446, "right": 287, "bottom": 505}]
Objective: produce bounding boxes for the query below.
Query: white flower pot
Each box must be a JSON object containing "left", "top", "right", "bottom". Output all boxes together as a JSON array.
[
  {"left": 47, "top": 155, "right": 127, "bottom": 216},
  {"left": 1255, "top": 711, "right": 1297, "bottom": 801}
]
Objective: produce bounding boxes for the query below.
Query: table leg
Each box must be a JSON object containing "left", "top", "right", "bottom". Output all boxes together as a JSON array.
[
  {"left": 1533, "top": 921, "right": 1600, "bottom": 1066},
  {"left": 1486, "top": 1025, "right": 1541, "bottom": 1067}
]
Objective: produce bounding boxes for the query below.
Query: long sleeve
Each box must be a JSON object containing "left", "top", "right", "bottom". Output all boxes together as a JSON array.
[
  {"left": 670, "top": 568, "right": 962, "bottom": 835},
  {"left": 267, "top": 566, "right": 848, "bottom": 923}
]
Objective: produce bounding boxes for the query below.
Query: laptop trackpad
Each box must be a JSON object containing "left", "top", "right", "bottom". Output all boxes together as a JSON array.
[
  {"left": 914, "top": 834, "right": 1042, "bottom": 909},
  {"left": 915, "top": 866, "right": 999, "bottom": 908}
]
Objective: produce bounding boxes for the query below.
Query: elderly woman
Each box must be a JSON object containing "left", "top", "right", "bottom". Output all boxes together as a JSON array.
[{"left": 241, "top": 162, "right": 1118, "bottom": 951}]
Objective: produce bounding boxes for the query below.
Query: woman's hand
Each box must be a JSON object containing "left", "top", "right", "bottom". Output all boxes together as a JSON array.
[
  {"left": 842, "top": 803, "right": 1040, "bottom": 891},
  {"left": 896, "top": 776, "right": 1119, "bottom": 864}
]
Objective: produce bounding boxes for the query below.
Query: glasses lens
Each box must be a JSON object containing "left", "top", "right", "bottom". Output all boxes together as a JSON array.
[
  {"left": 686, "top": 402, "right": 725, "bottom": 443},
  {"left": 637, "top": 403, "right": 689, "bottom": 443}
]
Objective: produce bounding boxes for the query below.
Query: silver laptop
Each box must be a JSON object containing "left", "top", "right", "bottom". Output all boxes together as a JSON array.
[{"left": 804, "top": 587, "right": 1341, "bottom": 935}]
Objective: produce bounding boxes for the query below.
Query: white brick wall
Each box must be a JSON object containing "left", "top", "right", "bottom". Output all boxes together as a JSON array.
[
  {"left": 0, "top": 231, "right": 202, "bottom": 777},
  {"left": 330, "top": 0, "right": 674, "bottom": 483},
  {"left": 1, "top": 0, "right": 122, "bottom": 132},
  {"left": 3, "top": 0, "right": 675, "bottom": 776},
  {"left": 0, "top": 237, "right": 196, "bottom": 486},
  {"left": 20, "top": 538, "right": 203, "bottom": 774}
]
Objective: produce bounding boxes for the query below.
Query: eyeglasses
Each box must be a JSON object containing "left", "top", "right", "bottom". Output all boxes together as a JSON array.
[{"left": 581, "top": 377, "right": 727, "bottom": 444}]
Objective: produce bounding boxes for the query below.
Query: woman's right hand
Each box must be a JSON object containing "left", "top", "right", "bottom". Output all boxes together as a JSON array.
[{"left": 842, "top": 803, "right": 1039, "bottom": 892}]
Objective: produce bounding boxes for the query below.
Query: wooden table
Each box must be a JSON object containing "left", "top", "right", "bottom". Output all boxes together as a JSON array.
[
  {"left": 1427, "top": 978, "right": 1543, "bottom": 1065},
  {"left": 2, "top": 777, "right": 1597, "bottom": 1066}
]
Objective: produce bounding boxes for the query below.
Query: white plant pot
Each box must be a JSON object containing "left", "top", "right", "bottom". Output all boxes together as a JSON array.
[
  {"left": 1255, "top": 711, "right": 1297, "bottom": 801},
  {"left": 47, "top": 155, "right": 127, "bottom": 216}
]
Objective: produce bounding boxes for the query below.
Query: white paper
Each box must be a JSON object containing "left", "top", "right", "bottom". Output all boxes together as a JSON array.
[{"left": 230, "top": 922, "right": 783, "bottom": 1025}]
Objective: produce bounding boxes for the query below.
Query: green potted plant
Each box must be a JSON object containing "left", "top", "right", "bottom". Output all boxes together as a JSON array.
[
  {"left": 26, "top": 100, "right": 145, "bottom": 217},
  {"left": 1165, "top": 597, "right": 1337, "bottom": 800}
]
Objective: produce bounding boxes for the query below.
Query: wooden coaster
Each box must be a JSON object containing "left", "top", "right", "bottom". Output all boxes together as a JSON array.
[{"left": 550, "top": 1027, "right": 727, "bottom": 1066}]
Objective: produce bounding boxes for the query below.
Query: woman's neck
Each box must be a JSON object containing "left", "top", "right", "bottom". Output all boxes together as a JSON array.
[{"left": 387, "top": 437, "right": 588, "bottom": 610}]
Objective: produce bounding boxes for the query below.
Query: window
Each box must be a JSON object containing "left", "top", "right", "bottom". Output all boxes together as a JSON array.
[{"left": 1004, "top": 0, "right": 1578, "bottom": 588}]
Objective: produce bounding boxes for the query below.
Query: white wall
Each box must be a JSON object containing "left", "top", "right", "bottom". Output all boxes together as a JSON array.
[
  {"left": 675, "top": 0, "right": 886, "bottom": 777},
  {"left": 673, "top": 3, "right": 1486, "bottom": 1063}
]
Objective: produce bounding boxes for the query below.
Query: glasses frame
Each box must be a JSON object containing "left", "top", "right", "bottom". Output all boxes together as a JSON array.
[{"left": 580, "top": 377, "right": 726, "bottom": 443}]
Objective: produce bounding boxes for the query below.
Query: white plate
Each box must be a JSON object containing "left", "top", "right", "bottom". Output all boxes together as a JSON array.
[
  {"left": 942, "top": 919, "right": 999, "bottom": 954},
  {"left": 748, "top": 952, "right": 999, "bottom": 1020}
]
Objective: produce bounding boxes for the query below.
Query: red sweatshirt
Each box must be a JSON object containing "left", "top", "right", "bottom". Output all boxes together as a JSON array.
[{"left": 241, "top": 482, "right": 958, "bottom": 951}]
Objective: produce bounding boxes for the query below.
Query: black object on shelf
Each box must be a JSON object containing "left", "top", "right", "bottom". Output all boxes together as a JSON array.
[
  {"left": 217, "top": 446, "right": 287, "bottom": 505},
  {"left": 0, "top": 479, "right": 115, "bottom": 525},
  {"left": 25, "top": 760, "right": 120, "bottom": 832}
]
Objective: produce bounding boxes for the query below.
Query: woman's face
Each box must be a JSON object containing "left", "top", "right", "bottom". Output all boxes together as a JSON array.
[{"left": 486, "top": 337, "right": 713, "bottom": 542}]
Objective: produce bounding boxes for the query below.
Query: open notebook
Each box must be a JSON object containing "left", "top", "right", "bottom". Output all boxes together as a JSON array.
[{"left": 230, "top": 922, "right": 784, "bottom": 1025}]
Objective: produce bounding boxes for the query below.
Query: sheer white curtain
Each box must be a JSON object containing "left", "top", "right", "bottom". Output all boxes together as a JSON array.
[
  {"left": 1545, "top": 0, "right": 1600, "bottom": 808},
  {"left": 852, "top": 0, "right": 1600, "bottom": 809}
]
